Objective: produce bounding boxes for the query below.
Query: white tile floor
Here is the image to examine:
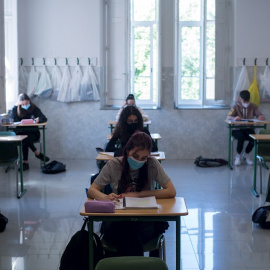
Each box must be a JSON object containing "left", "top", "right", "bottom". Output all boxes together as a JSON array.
[{"left": 0, "top": 158, "right": 269, "bottom": 270}]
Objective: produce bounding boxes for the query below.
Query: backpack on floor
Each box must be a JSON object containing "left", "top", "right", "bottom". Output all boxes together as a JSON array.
[
  {"left": 0, "top": 213, "right": 8, "bottom": 232},
  {"left": 59, "top": 217, "right": 104, "bottom": 270},
  {"left": 194, "top": 156, "right": 228, "bottom": 167},
  {"left": 42, "top": 160, "right": 66, "bottom": 174},
  {"left": 252, "top": 205, "right": 270, "bottom": 229}
]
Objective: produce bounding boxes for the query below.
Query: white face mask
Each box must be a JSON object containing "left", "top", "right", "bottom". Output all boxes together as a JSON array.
[{"left": 241, "top": 102, "right": 249, "bottom": 108}]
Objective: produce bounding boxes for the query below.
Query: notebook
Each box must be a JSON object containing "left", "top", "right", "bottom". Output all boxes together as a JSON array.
[{"left": 114, "top": 196, "right": 159, "bottom": 210}]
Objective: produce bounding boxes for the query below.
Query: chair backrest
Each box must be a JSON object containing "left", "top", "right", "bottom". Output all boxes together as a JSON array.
[
  {"left": 0, "top": 131, "right": 18, "bottom": 162},
  {"left": 95, "top": 257, "right": 168, "bottom": 270},
  {"left": 258, "top": 130, "right": 270, "bottom": 159}
]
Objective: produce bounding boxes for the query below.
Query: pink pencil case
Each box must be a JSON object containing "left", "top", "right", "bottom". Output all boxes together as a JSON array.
[
  {"left": 84, "top": 200, "right": 115, "bottom": 213},
  {"left": 21, "top": 119, "right": 35, "bottom": 124}
]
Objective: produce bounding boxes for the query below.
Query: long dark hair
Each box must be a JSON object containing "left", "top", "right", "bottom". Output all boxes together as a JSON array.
[
  {"left": 120, "top": 132, "right": 152, "bottom": 192},
  {"left": 113, "top": 106, "right": 143, "bottom": 142},
  {"left": 17, "top": 93, "right": 35, "bottom": 118}
]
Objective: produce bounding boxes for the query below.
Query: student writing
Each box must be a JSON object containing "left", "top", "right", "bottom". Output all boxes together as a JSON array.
[
  {"left": 106, "top": 106, "right": 157, "bottom": 157},
  {"left": 10, "top": 93, "right": 50, "bottom": 171},
  {"left": 88, "top": 132, "right": 176, "bottom": 256},
  {"left": 226, "top": 90, "right": 265, "bottom": 166}
]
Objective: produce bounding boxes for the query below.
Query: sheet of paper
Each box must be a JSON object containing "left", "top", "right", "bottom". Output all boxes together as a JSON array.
[{"left": 124, "top": 196, "right": 159, "bottom": 209}]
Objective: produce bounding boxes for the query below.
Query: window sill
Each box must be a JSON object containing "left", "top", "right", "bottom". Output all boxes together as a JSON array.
[{"left": 175, "top": 104, "right": 231, "bottom": 110}]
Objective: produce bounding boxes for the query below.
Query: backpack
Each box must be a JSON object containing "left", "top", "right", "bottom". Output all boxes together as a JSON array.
[
  {"left": 42, "top": 160, "right": 66, "bottom": 174},
  {"left": 0, "top": 213, "right": 8, "bottom": 232},
  {"left": 59, "top": 217, "right": 104, "bottom": 270},
  {"left": 252, "top": 205, "right": 270, "bottom": 229},
  {"left": 194, "top": 156, "right": 228, "bottom": 167}
]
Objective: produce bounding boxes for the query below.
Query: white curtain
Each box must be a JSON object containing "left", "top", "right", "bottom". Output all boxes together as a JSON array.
[{"left": 0, "top": 0, "right": 6, "bottom": 114}]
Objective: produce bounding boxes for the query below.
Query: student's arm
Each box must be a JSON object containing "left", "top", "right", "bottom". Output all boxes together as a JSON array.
[
  {"left": 88, "top": 182, "right": 120, "bottom": 201},
  {"left": 226, "top": 106, "right": 240, "bottom": 121},
  {"left": 122, "top": 180, "right": 176, "bottom": 199},
  {"left": 254, "top": 107, "right": 265, "bottom": 120},
  {"left": 105, "top": 136, "right": 118, "bottom": 152},
  {"left": 143, "top": 128, "right": 158, "bottom": 152},
  {"left": 10, "top": 106, "right": 20, "bottom": 122},
  {"left": 34, "top": 107, "right": 47, "bottom": 123}
]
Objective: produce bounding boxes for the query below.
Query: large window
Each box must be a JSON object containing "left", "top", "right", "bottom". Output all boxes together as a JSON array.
[
  {"left": 4, "top": 0, "right": 18, "bottom": 111},
  {"left": 175, "top": 0, "right": 225, "bottom": 108},
  {"left": 104, "top": 0, "right": 160, "bottom": 108},
  {"left": 130, "top": 0, "right": 159, "bottom": 107}
]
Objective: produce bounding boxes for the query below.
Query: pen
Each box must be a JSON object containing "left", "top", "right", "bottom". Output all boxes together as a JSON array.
[{"left": 123, "top": 197, "right": 126, "bottom": 208}]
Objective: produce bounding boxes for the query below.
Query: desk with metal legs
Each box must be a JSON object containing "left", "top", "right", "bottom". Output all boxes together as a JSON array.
[
  {"left": 80, "top": 197, "right": 188, "bottom": 270},
  {"left": 0, "top": 135, "right": 28, "bottom": 198},
  {"left": 3, "top": 122, "right": 48, "bottom": 166},
  {"left": 225, "top": 120, "right": 270, "bottom": 170},
  {"left": 249, "top": 134, "right": 270, "bottom": 197}
]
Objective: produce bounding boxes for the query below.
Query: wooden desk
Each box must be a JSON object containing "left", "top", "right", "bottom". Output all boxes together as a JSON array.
[
  {"left": 225, "top": 120, "right": 270, "bottom": 170},
  {"left": 108, "top": 120, "right": 151, "bottom": 133},
  {"left": 0, "top": 135, "right": 28, "bottom": 198},
  {"left": 107, "top": 133, "right": 162, "bottom": 147},
  {"left": 2, "top": 122, "right": 48, "bottom": 165},
  {"left": 80, "top": 197, "right": 188, "bottom": 270},
  {"left": 249, "top": 134, "right": 270, "bottom": 197},
  {"left": 96, "top": 151, "right": 165, "bottom": 162}
]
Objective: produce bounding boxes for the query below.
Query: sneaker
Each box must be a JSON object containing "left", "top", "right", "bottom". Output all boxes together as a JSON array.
[
  {"left": 35, "top": 153, "right": 50, "bottom": 162},
  {"left": 235, "top": 154, "right": 241, "bottom": 166},
  {"left": 245, "top": 156, "right": 253, "bottom": 165},
  {"left": 18, "top": 163, "right": 29, "bottom": 171}
]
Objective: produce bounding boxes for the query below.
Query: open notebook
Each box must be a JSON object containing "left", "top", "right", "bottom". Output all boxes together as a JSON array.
[{"left": 114, "top": 196, "right": 159, "bottom": 210}]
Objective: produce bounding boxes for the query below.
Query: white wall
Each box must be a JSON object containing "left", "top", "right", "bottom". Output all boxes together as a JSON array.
[{"left": 16, "top": 0, "right": 270, "bottom": 161}]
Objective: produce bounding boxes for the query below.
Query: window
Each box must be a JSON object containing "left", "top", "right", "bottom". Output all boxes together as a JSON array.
[
  {"left": 175, "top": 0, "right": 228, "bottom": 108},
  {"left": 130, "top": 0, "right": 160, "bottom": 107},
  {"left": 104, "top": 0, "right": 160, "bottom": 108},
  {"left": 4, "top": 0, "right": 18, "bottom": 111}
]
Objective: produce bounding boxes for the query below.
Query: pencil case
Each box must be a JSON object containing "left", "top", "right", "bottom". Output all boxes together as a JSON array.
[
  {"left": 1, "top": 118, "right": 14, "bottom": 125},
  {"left": 21, "top": 119, "right": 35, "bottom": 124},
  {"left": 84, "top": 200, "right": 115, "bottom": 213}
]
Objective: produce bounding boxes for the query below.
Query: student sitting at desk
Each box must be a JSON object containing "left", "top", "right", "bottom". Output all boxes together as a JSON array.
[
  {"left": 10, "top": 93, "right": 50, "bottom": 171},
  {"left": 106, "top": 105, "right": 157, "bottom": 156},
  {"left": 226, "top": 90, "right": 265, "bottom": 166},
  {"left": 116, "top": 94, "right": 149, "bottom": 122},
  {"left": 88, "top": 132, "right": 176, "bottom": 256}
]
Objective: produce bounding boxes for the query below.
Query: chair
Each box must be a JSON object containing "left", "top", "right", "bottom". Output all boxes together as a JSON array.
[
  {"left": 0, "top": 131, "right": 19, "bottom": 194},
  {"left": 100, "top": 233, "right": 166, "bottom": 261},
  {"left": 95, "top": 256, "right": 168, "bottom": 270},
  {"left": 257, "top": 129, "right": 270, "bottom": 194}
]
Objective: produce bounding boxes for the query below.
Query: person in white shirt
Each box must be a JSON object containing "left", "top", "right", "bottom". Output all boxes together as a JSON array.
[{"left": 115, "top": 94, "right": 149, "bottom": 122}]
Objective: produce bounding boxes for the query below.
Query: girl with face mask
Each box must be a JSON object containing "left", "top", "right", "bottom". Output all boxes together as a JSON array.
[
  {"left": 105, "top": 105, "right": 158, "bottom": 156},
  {"left": 88, "top": 132, "right": 176, "bottom": 256},
  {"left": 10, "top": 93, "right": 50, "bottom": 171}
]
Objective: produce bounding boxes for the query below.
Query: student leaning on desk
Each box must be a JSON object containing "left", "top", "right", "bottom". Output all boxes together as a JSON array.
[
  {"left": 88, "top": 132, "right": 176, "bottom": 257},
  {"left": 106, "top": 105, "right": 157, "bottom": 157},
  {"left": 226, "top": 90, "right": 265, "bottom": 166},
  {"left": 115, "top": 94, "right": 149, "bottom": 122},
  {"left": 10, "top": 93, "right": 50, "bottom": 171}
]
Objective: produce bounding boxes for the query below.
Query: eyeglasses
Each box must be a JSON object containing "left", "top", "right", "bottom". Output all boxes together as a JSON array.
[{"left": 127, "top": 119, "right": 138, "bottom": 124}]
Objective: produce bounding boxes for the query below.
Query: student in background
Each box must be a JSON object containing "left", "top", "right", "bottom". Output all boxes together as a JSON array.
[
  {"left": 106, "top": 106, "right": 157, "bottom": 156},
  {"left": 226, "top": 90, "right": 265, "bottom": 166},
  {"left": 115, "top": 94, "right": 149, "bottom": 122},
  {"left": 88, "top": 132, "right": 176, "bottom": 257},
  {"left": 10, "top": 93, "right": 50, "bottom": 171}
]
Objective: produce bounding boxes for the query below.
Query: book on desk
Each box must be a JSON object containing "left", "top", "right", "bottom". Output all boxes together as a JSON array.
[{"left": 115, "top": 196, "right": 159, "bottom": 210}]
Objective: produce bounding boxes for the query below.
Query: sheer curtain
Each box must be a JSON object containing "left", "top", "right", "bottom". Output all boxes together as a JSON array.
[{"left": 0, "top": 0, "right": 6, "bottom": 114}]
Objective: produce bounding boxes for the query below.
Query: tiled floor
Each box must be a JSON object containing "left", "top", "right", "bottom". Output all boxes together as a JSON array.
[{"left": 0, "top": 158, "right": 269, "bottom": 270}]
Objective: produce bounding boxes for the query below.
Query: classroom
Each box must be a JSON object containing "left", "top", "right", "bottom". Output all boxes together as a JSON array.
[{"left": 1, "top": 0, "right": 270, "bottom": 269}]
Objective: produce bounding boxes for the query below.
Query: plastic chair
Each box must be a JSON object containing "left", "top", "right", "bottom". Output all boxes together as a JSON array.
[
  {"left": 257, "top": 129, "right": 270, "bottom": 194},
  {"left": 0, "top": 131, "right": 19, "bottom": 194},
  {"left": 100, "top": 233, "right": 166, "bottom": 261},
  {"left": 95, "top": 256, "right": 168, "bottom": 270}
]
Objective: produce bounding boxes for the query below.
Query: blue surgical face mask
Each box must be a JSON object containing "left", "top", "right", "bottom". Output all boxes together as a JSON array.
[
  {"left": 21, "top": 104, "right": 30, "bottom": 110},
  {"left": 127, "top": 156, "right": 146, "bottom": 170}
]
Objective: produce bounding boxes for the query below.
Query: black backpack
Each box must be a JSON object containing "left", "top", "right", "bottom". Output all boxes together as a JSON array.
[
  {"left": 194, "top": 156, "right": 228, "bottom": 167},
  {"left": 252, "top": 205, "right": 270, "bottom": 229},
  {"left": 42, "top": 160, "right": 66, "bottom": 174},
  {"left": 59, "top": 217, "right": 104, "bottom": 270}
]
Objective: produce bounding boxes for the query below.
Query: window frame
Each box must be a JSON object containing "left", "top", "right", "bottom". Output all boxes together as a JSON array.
[{"left": 174, "top": 0, "right": 228, "bottom": 109}]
